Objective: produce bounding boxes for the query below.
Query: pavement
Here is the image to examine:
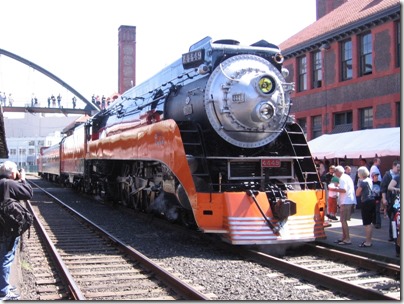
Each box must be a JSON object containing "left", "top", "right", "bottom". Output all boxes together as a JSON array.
[{"left": 317, "top": 207, "right": 400, "bottom": 265}]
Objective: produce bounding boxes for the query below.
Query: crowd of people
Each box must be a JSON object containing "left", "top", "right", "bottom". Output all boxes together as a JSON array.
[
  {"left": 34, "top": 94, "right": 78, "bottom": 109},
  {"left": 46, "top": 94, "right": 77, "bottom": 109},
  {"left": 0, "top": 92, "right": 81, "bottom": 109},
  {"left": 316, "top": 158, "right": 400, "bottom": 257},
  {"left": 91, "top": 94, "right": 111, "bottom": 110},
  {"left": 0, "top": 91, "right": 117, "bottom": 111},
  {"left": 0, "top": 92, "right": 14, "bottom": 107}
]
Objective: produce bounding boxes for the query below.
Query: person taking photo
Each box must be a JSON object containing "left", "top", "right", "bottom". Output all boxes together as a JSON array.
[{"left": 0, "top": 161, "right": 33, "bottom": 300}]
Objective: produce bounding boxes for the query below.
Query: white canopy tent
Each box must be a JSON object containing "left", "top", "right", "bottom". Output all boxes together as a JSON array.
[{"left": 308, "top": 127, "right": 400, "bottom": 159}]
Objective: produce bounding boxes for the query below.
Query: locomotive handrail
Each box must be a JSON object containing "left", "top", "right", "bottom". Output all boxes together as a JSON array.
[
  {"left": 208, "top": 181, "right": 320, "bottom": 187},
  {"left": 108, "top": 82, "right": 183, "bottom": 117},
  {"left": 205, "top": 156, "right": 305, "bottom": 160},
  {"left": 118, "top": 69, "right": 197, "bottom": 101},
  {"left": 246, "top": 190, "right": 280, "bottom": 234}
]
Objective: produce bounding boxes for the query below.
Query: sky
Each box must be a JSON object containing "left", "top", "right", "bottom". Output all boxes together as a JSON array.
[{"left": 0, "top": 0, "right": 316, "bottom": 110}]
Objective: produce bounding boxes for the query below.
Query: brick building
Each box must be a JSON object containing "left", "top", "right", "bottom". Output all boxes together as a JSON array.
[
  {"left": 279, "top": 0, "right": 401, "bottom": 141},
  {"left": 118, "top": 25, "right": 136, "bottom": 94}
]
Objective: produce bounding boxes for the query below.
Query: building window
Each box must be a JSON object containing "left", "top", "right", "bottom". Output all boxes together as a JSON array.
[
  {"left": 298, "top": 56, "right": 307, "bottom": 92},
  {"left": 331, "top": 111, "right": 353, "bottom": 134},
  {"left": 19, "top": 148, "right": 26, "bottom": 156},
  {"left": 359, "top": 32, "right": 372, "bottom": 76},
  {"left": 312, "top": 115, "right": 322, "bottom": 139},
  {"left": 341, "top": 39, "right": 352, "bottom": 81},
  {"left": 397, "top": 21, "right": 401, "bottom": 67},
  {"left": 312, "top": 51, "right": 322, "bottom": 88},
  {"left": 359, "top": 107, "right": 373, "bottom": 130},
  {"left": 9, "top": 149, "right": 16, "bottom": 156},
  {"left": 28, "top": 148, "right": 35, "bottom": 155},
  {"left": 297, "top": 118, "right": 307, "bottom": 134},
  {"left": 397, "top": 102, "right": 401, "bottom": 127},
  {"left": 334, "top": 111, "right": 353, "bottom": 125}
]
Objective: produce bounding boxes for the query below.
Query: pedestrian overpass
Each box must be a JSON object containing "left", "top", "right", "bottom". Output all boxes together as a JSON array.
[{"left": 0, "top": 48, "right": 101, "bottom": 158}]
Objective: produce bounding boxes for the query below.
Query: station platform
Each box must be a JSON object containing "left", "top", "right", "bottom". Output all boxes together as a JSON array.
[{"left": 317, "top": 207, "right": 400, "bottom": 265}]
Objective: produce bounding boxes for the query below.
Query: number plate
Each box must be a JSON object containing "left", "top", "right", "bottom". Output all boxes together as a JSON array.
[{"left": 261, "top": 159, "right": 281, "bottom": 167}]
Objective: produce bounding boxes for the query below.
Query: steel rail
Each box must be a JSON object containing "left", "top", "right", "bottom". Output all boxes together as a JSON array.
[
  {"left": 25, "top": 200, "right": 86, "bottom": 300},
  {"left": 28, "top": 180, "right": 210, "bottom": 300},
  {"left": 234, "top": 247, "right": 398, "bottom": 301},
  {"left": 308, "top": 243, "right": 400, "bottom": 277}
]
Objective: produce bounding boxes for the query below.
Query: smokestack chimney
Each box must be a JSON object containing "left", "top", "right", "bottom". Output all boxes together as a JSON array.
[
  {"left": 316, "top": 0, "right": 347, "bottom": 20},
  {"left": 118, "top": 25, "right": 136, "bottom": 94}
]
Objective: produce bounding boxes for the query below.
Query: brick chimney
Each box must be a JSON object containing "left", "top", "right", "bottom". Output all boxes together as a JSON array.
[
  {"left": 316, "top": 0, "right": 347, "bottom": 20},
  {"left": 118, "top": 25, "right": 136, "bottom": 94}
]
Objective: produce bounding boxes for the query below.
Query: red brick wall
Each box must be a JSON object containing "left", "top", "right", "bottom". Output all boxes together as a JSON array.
[{"left": 284, "top": 19, "right": 400, "bottom": 141}]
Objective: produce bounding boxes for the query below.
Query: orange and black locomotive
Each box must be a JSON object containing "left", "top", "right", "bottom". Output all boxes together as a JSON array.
[{"left": 38, "top": 37, "right": 327, "bottom": 245}]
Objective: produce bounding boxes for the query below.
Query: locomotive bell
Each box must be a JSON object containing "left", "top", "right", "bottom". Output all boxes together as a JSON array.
[{"left": 204, "top": 54, "right": 293, "bottom": 148}]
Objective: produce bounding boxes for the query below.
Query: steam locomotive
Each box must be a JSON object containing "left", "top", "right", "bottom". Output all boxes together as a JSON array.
[{"left": 38, "top": 36, "right": 327, "bottom": 245}]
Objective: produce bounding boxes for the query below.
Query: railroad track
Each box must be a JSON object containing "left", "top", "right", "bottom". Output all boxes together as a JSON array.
[
  {"left": 22, "top": 180, "right": 210, "bottom": 300},
  {"left": 232, "top": 244, "right": 400, "bottom": 300},
  {"left": 21, "top": 176, "right": 400, "bottom": 300}
]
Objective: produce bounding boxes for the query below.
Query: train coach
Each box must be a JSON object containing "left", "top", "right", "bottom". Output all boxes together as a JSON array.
[
  {"left": 38, "top": 36, "right": 327, "bottom": 245},
  {"left": 38, "top": 145, "right": 60, "bottom": 181}
]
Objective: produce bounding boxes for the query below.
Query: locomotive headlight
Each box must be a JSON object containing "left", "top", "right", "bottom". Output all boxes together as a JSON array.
[
  {"left": 256, "top": 75, "right": 276, "bottom": 95},
  {"left": 251, "top": 102, "right": 275, "bottom": 122}
]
